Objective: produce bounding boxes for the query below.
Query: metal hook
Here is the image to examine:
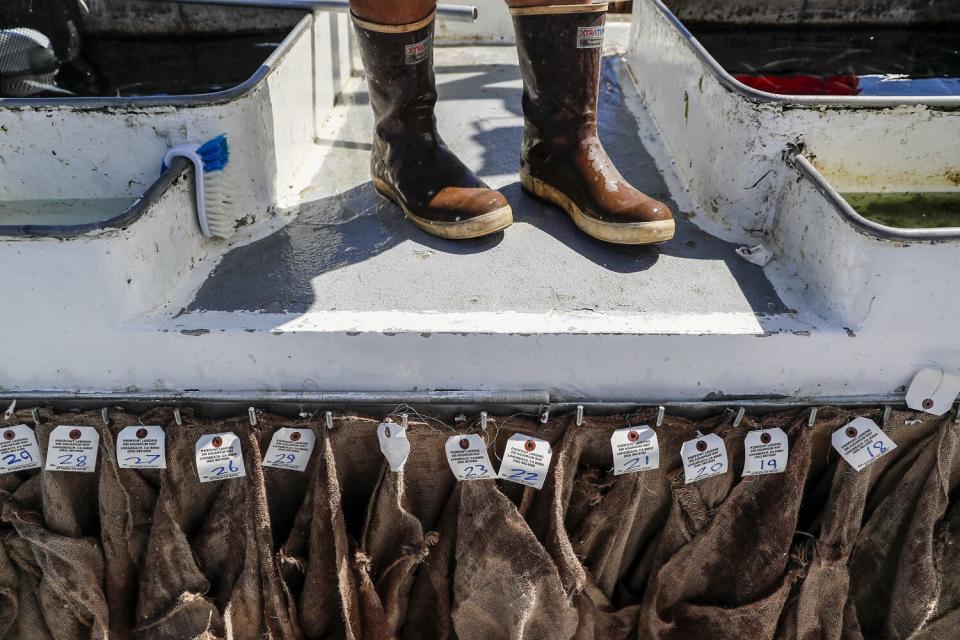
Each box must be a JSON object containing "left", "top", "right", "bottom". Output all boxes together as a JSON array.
[
  {"left": 807, "top": 407, "right": 818, "bottom": 427},
  {"left": 576, "top": 405, "right": 584, "bottom": 427},
  {"left": 248, "top": 407, "right": 257, "bottom": 426},
  {"left": 656, "top": 406, "right": 665, "bottom": 428},
  {"left": 173, "top": 408, "right": 183, "bottom": 426},
  {"left": 31, "top": 408, "right": 40, "bottom": 427},
  {"left": 733, "top": 407, "right": 746, "bottom": 428},
  {"left": 480, "top": 411, "right": 488, "bottom": 430},
  {"left": 101, "top": 407, "right": 110, "bottom": 426},
  {"left": 882, "top": 405, "right": 892, "bottom": 427},
  {"left": 401, "top": 413, "right": 409, "bottom": 429},
  {"left": 325, "top": 410, "right": 333, "bottom": 430}
]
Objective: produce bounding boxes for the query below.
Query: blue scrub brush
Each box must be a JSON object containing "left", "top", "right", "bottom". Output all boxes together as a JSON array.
[{"left": 162, "top": 134, "right": 236, "bottom": 239}]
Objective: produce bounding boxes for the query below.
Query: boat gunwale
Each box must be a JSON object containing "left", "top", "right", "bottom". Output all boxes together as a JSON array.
[
  {"left": 791, "top": 153, "right": 960, "bottom": 242},
  {"left": 650, "top": 0, "right": 960, "bottom": 109},
  {"left": 0, "top": 12, "right": 313, "bottom": 110},
  {"left": 0, "top": 157, "right": 190, "bottom": 238}
]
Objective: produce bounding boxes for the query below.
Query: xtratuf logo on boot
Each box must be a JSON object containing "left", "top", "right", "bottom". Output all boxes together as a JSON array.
[
  {"left": 405, "top": 34, "right": 432, "bottom": 65},
  {"left": 577, "top": 26, "right": 604, "bottom": 49}
]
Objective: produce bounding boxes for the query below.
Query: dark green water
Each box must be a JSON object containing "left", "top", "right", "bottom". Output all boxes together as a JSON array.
[{"left": 842, "top": 192, "right": 960, "bottom": 228}]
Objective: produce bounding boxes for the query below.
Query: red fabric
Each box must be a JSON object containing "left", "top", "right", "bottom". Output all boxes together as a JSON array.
[{"left": 734, "top": 73, "right": 861, "bottom": 96}]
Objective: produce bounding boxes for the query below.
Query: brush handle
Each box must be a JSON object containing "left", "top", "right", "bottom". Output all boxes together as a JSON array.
[
  {"left": 163, "top": 146, "right": 213, "bottom": 238},
  {"left": 144, "top": 0, "right": 478, "bottom": 22}
]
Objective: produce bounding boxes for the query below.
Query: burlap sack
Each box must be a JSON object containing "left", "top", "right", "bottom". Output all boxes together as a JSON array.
[
  {"left": 402, "top": 416, "right": 576, "bottom": 640},
  {"left": 281, "top": 426, "right": 363, "bottom": 640},
  {"left": 135, "top": 411, "right": 288, "bottom": 639},
  {"left": 0, "top": 409, "right": 46, "bottom": 637},
  {"left": 634, "top": 410, "right": 811, "bottom": 639},
  {"left": 523, "top": 412, "right": 672, "bottom": 639},
  {"left": 847, "top": 413, "right": 959, "bottom": 639},
  {"left": 913, "top": 497, "right": 960, "bottom": 639},
  {"left": 0, "top": 413, "right": 111, "bottom": 640},
  {"left": 97, "top": 409, "right": 165, "bottom": 639},
  {"left": 360, "top": 420, "right": 455, "bottom": 636},
  {"left": 775, "top": 408, "right": 940, "bottom": 640}
]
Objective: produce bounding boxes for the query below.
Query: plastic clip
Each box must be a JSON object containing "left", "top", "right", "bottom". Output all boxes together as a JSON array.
[
  {"left": 954, "top": 403, "right": 960, "bottom": 424},
  {"left": 733, "top": 407, "right": 746, "bottom": 428},
  {"left": 401, "top": 413, "right": 409, "bottom": 429},
  {"left": 248, "top": 407, "right": 257, "bottom": 426},
  {"left": 480, "top": 411, "right": 488, "bottom": 430},
  {"left": 173, "top": 408, "right": 183, "bottom": 426},
  {"left": 807, "top": 407, "right": 818, "bottom": 427},
  {"left": 882, "top": 405, "right": 892, "bottom": 427},
  {"left": 101, "top": 407, "right": 110, "bottom": 426},
  {"left": 31, "top": 408, "right": 40, "bottom": 427},
  {"left": 3, "top": 400, "right": 15, "bottom": 421},
  {"left": 325, "top": 410, "right": 333, "bottom": 430},
  {"left": 656, "top": 406, "right": 665, "bottom": 428},
  {"left": 576, "top": 405, "right": 584, "bottom": 426}
]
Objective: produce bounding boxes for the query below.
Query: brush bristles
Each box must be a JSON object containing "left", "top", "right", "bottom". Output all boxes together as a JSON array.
[{"left": 203, "top": 172, "right": 237, "bottom": 239}]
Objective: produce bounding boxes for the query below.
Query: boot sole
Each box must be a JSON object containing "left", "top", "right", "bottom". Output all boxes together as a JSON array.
[
  {"left": 520, "top": 172, "right": 676, "bottom": 245},
  {"left": 372, "top": 176, "right": 514, "bottom": 240}
]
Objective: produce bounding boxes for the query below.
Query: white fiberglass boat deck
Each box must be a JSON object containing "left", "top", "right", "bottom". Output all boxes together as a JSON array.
[{"left": 0, "top": 3, "right": 957, "bottom": 404}]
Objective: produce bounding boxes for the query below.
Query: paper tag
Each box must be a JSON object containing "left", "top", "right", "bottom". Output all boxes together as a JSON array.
[
  {"left": 263, "top": 427, "right": 316, "bottom": 472},
  {"left": 117, "top": 425, "right": 166, "bottom": 469},
  {"left": 195, "top": 432, "right": 246, "bottom": 482},
  {"left": 497, "top": 433, "right": 552, "bottom": 489},
  {"left": 681, "top": 433, "right": 728, "bottom": 484},
  {"left": 378, "top": 421, "right": 410, "bottom": 473},
  {"left": 832, "top": 417, "right": 897, "bottom": 471},
  {"left": 0, "top": 425, "right": 42, "bottom": 473},
  {"left": 445, "top": 434, "right": 496, "bottom": 481},
  {"left": 45, "top": 425, "right": 99, "bottom": 473},
  {"left": 905, "top": 368, "right": 960, "bottom": 416},
  {"left": 742, "top": 427, "right": 788, "bottom": 476},
  {"left": 610, "top": 426, "right": 659, "bottom": 475}
]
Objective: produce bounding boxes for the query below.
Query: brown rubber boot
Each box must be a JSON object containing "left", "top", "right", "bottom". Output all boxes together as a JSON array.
[
  {"left": 352, "top": 11, "right": 513, "bottom": 239},
  {"left": 511, "top": 3, "right": 675, "bottom": 244}
]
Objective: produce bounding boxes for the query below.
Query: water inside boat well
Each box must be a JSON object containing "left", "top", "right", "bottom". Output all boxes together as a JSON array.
[
  {"left": 0, "top": 198, "right": 138, "bottom": 227},
  {"left": 841, "top": 192, "right": 960, "bottom": 228},
  {"left": 690, "top": 26, "right": 960, "bottom": 96},
  {"left": 32, "top": 33, "right": 285, "bottom": 98}
]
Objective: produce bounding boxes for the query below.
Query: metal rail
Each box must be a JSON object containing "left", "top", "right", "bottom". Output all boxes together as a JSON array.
[
  {"left": 0, "top": 389, "right": 549, "bottom": 406},
  {"left": 147, "top": 0, "right": 479, "bottom": 22}
]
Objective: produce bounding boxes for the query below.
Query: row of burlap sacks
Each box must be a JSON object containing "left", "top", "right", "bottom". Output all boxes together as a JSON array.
[{"left": 0, "top": 405, "right": 956, "bottom": 639}]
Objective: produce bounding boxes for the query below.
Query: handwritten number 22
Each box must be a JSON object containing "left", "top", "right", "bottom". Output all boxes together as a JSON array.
[{"left": 508, "top": 468, "right": 538, "bottom": 482}]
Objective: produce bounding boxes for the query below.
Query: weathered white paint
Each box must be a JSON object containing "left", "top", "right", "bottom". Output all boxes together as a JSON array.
[
  {"left": 623, "top": 0, "right": 960, "bottom": 368},
  {"left": 0, "top": 12, "right": 354, "bottom": 230},
  {"left": 0, "top": 6, "right": 957, "bottom": 403}
]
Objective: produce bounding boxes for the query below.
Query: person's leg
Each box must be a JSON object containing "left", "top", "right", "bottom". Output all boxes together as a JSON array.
[
  {"left": 350, "top": 0, "right": 435, "bottom": 25},
  {"left": 350, "top": 0, "right": 513, "bottom": 238},
  {"left": 508, "top": 1, "right": 675, "bottom": 244}
]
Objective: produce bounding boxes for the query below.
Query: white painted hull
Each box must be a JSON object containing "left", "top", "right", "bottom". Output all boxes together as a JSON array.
[{"left": 0, "top": 1, "right": 957, "bottom": 406}]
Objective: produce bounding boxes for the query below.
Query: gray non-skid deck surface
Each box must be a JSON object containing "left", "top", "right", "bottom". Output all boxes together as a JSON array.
[{"left": 191, "top": 47, "right": 786, "bottom": 318}]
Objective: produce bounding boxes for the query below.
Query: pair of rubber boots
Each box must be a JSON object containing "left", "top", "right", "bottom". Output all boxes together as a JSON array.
[{"left": 353, "top": 2, "right": 674, "bottom": 245}]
